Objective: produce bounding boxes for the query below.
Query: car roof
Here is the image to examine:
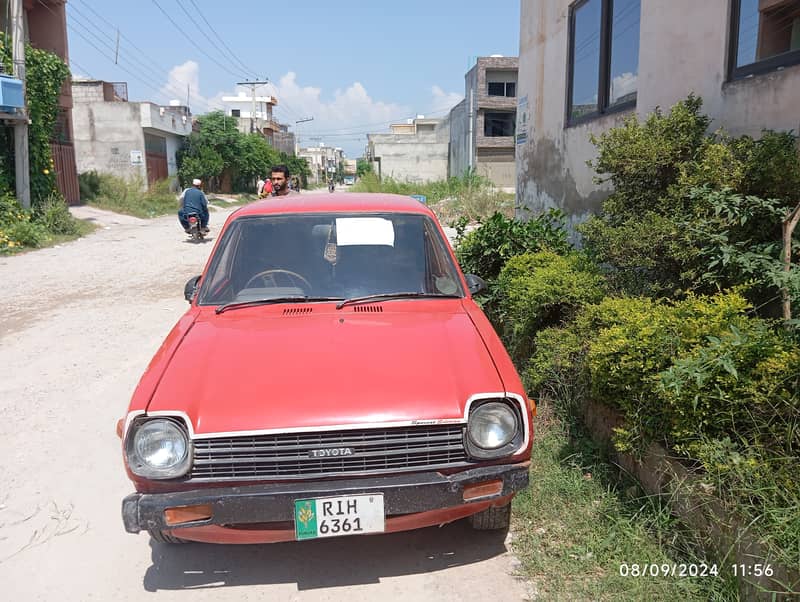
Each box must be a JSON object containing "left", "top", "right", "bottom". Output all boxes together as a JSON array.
[{"left": 232, "top": 193, "right": 434, "bottom": 218}]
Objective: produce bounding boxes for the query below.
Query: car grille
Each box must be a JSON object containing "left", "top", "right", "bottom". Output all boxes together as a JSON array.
[{"left": 190, "top": 424, "right": 469, "bottom": 481}]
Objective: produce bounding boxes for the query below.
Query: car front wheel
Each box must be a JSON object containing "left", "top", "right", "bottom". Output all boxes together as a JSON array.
[{"left": 468, "top": 502, "right": 511, "bottom": 531}]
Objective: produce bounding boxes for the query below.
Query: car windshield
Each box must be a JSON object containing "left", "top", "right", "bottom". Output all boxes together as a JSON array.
[{"left": 197, "top": 212, "right": 465, "bottom": 306}]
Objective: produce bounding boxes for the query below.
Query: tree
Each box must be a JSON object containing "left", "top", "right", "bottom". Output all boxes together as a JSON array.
[{"left": 357, "top": 158, "right": 373, "bottom": 177}]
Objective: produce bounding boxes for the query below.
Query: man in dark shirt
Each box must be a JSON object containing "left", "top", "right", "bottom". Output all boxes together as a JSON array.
[
  {"left": 270, "top": 165, "right": 298, "bottom": 196},
  {"left": 178, "top": 178, "right": 210, "bottom": 232}
]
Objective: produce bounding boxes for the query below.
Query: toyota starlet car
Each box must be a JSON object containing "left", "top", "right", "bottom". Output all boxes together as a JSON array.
[{"left": 119, "top": 193, "right": 534, "bottom": 544}]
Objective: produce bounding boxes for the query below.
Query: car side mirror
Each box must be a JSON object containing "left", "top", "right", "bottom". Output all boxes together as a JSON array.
[
  {"left": 465, "top": 274, "right": 487, "bottom": 296},
  {"left": 184, "top": 275, "right": 201, "bottom": 303}
]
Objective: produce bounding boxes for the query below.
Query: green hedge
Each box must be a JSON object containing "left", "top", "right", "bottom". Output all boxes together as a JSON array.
[{"left": 526, "top": 290, "right": 800, "bottom": 567}]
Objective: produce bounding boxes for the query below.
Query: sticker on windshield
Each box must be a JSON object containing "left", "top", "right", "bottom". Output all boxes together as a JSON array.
[{"left": 335, "top": 218, "right": 395, "bottom": 247}]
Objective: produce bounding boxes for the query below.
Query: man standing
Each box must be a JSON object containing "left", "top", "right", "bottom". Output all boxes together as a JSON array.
[
  {"left": 178, "top": 178, "right": 210, "bottom": 232},
  {"left": 270, "top": 165, "right": 298, "bottom": 196}
]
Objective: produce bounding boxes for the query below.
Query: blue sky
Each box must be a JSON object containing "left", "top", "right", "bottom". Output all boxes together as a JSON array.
[{"left": 66, "top": 0, "right": 521, "bottom": 157}]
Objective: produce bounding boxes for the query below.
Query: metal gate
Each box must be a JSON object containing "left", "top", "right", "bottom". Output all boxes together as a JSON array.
[
  {"left": 50, "top": 142, "right": 80, "bottom": 205},
  {"left": 144, "top": 134, "right": 168, "bottom": 186}
]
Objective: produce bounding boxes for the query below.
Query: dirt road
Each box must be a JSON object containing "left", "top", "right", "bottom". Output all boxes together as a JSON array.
[{"left": 0, "top": 202, "right": 531, "bottom": 601}]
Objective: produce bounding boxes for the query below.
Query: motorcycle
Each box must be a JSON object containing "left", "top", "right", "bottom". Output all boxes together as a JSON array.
[
  {"left": 328, "top": 181, "right": 335, "bottom": 193},
  {"left": 186, "top": 212, "right": 205, "bottom": 243}
]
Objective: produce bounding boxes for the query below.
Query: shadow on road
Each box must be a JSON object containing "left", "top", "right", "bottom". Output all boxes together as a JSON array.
[{"left": 142, "top": 520, "right": 509, "bottom": 591}]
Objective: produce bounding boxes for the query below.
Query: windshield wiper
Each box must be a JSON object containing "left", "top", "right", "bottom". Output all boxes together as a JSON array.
[
  {"left": 336, "top": 292, "right": 462, "bottom": 310},
  {"left": 216, "top": 296, "right": 344, "bottom": 314}
]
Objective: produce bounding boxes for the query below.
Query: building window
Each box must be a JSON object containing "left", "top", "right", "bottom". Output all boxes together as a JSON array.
[
  {"left": 487, "top": 81, "right": 517, "bottom": 97},
  {"left": 730, "top": 0, "right": 800, "bottom": 79},
  {"left": 231, "top": 109, "right": 241, "bottom": 117},
  {"left": 567, "top": 0, "right": 641, "bottom": 124},
  {"left": 484, "top": 112, "right": 516, "bottom": 137}
]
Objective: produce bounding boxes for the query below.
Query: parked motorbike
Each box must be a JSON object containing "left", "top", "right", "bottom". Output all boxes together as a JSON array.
[{"left": 186, "top": 212, "right": 205, "bottom": 243}]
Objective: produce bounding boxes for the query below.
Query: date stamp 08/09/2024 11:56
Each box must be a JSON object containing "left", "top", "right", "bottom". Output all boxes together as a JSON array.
[{"left": 618, "top": 563, "right": 775, "bottom": 578}]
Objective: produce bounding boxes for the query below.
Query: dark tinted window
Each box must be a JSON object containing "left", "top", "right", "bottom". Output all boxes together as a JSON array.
[{"left": 484, "top": 112, "right": 515, "bottom": 137}]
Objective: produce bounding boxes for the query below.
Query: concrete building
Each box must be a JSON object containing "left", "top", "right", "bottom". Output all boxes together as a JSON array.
[
  {"left": 223, "top": 93, "right": 296, "bottom": 155},
  {"left": 366, "top": 116, "right": 450, "bottom": 183},
  {"left": 1, "top": 0, "right": 80, "bottom": 203},
  {"left": 449, "top": 56, "right": 518, "bottom": 190},
  {"left": 72, "top": 80, "right": 192, "bottom": 188},
  {"left": 298, "top": 144, "right": 345, "bottom": 184},
  {"left": 224, "top": 93, "right": 282, "bottom": 141},
  {"left": 516, "top": 0, "right": 800, "bottom": 229},
  {"left": 272, "top": 124, "right": 296, "bottom": 156}
]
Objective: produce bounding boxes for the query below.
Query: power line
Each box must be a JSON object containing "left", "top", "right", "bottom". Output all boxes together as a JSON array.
[
  {"left": 72, "top": 0, "right": 176, "bottom": 77},
  {"left": 65, "top": 1, "right": 219, "bottom": 111},
  {"left": 174, "top": 0, "right": 259, "bottom": 81},
  {"left": 43, "top": 1, "right": 221, "bottom": 114},
  {"left": 150, "top": 0, "right": 250, "bottom": 79},
  {"left": 185, "top": 0, "right": 259, "bottom": 78}
]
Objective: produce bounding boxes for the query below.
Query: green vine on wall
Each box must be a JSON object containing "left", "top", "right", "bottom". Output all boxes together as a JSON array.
[{"left": 0, "top": 32, "right": 70, "bottom": 206}]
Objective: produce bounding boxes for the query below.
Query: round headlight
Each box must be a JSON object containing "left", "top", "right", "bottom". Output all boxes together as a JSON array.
[
  {"left": 129, "top": 419, "right": 189, "bottom": 477},
  {"left": 467, "top": 403, "right": 518, "bottom": 450}
]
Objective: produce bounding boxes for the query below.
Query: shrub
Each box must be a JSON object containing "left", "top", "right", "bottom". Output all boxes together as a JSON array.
[
  {"left": 2, "top": 219, "right": 47, "bottom": 250},
  {"left": 585, "top": 293, "right": 753, "bottom": 432},
  {"left": 78, "top": 170, "right": 101, "bottom": 201},
  {"left": 496, "top": 250, "right": 606, "bottom": 363},
  {"left": 581, "top": 95, "right": 800, "bottom": 304},
  {"left": 455, "top": 210, "right": 570, "bottom": 281},
  {"left": 33, "top": 193, "right": 79, "bottom": 235}
]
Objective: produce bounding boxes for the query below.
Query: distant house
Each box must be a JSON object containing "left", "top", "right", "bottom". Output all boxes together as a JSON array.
[
  {"left": 71, "top": 80, "right": 192, "bottom": 189},
  {"left": 449, "top": 56, "right": 518, "bottom": 190},
  {"left": 516, "top": 0, "right": 800, "bottom": 228},
  {"left": 299, "top": 145, "right": 344, "bottom": 185},
  {"left": 223, "top": 93, "right": 296, "bottom": 154},
  {"left": 366, "top": 116, "right": 450, "bottom": 183}
]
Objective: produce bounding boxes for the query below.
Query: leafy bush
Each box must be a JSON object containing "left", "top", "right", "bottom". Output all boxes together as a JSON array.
[
  {"left": 495, "top": 250, "right": 605, "bottom": 363},
  {"left": 33, "top": 193, "right": 79, "bottom": 235},
  {"left": 580, "top": 95, "right": 800, "bottom": 305},
  {"left": 585, "top": 293, "right": 753, "bottom": 441},
  {"left": 78, "top": 170, "right": 101, "bottom": 201},
  {"left": 455, "top": 210, "right": 570, "bottom": 281},
  {"left": 2, "top": 219, "right": 47, "bottom": 250},
  {"left": 0, "top": 193, "right": 45, "bottom": 252}
]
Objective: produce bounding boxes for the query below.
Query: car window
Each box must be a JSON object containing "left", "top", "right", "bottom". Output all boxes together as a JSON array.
[{"left": 197, "top": 213, "right": 464, "bottom": 305}]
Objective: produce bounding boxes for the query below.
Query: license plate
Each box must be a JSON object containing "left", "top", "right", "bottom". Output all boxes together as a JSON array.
[{"left": 294, "top": 494, "right": 385, "bottom": 540}]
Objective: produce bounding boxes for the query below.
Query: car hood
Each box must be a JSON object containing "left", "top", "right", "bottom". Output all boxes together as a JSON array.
[{"left": 146, "top": 303, "right": 504, "bottom": 434}]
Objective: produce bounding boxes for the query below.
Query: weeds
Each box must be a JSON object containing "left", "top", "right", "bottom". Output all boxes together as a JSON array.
[
  {"left": 80, "top": 172, "right": 178, "bottom": 218},
  {"left": 512, "top": 401, "right": 739, "bottom": 601},
  {"left": 351, "top": 171, "right": 514, "bottom": 223}
]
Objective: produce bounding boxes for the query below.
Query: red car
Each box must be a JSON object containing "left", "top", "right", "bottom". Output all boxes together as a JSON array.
[{"left": 119, "top": 193, "right": 534, "bottom": 544}]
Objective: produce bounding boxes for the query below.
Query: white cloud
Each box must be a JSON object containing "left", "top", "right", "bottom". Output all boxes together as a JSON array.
[
  {"left": 610, "top": 72, "right": 637, "bottom": 104},
  {"left": 162, "top": 63, "right": 465, "bottom": 156},
  {"left": 266, "top": 72, "right": 409, "bottom": 153},
  {"left": 431, "top": 85, "right": 464, "bottom": 113},
  {"left": 160, "top": 60, "right": 210, "bottom": 109}
]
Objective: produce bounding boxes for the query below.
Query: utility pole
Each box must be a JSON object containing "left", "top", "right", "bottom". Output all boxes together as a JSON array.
[
  {"left": 294, "top": 117, "right": 313, "bottom": 154},
  {"left": 236, "top": 80, "right": 269, "bottom": 133},
  {"left": 11, "top": 0, "right": 30, "bottom": 209}
]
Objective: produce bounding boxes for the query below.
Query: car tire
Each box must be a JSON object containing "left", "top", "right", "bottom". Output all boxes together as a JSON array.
[
  {"left": 148, "top": 529, "right": 189, "bottom": 544},
  {"left": 468, "top": 502, "right": 511, "bottom": 531}
]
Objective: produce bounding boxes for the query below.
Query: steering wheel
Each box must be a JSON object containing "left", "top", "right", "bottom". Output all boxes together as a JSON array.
[{"left": 245, "top": 269, "right": 312, "bottom": 293}]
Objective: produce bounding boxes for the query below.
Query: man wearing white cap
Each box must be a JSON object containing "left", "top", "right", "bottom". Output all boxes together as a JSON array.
[{"left": 178, "top": 178, "right": 210, "bottom": 233}]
